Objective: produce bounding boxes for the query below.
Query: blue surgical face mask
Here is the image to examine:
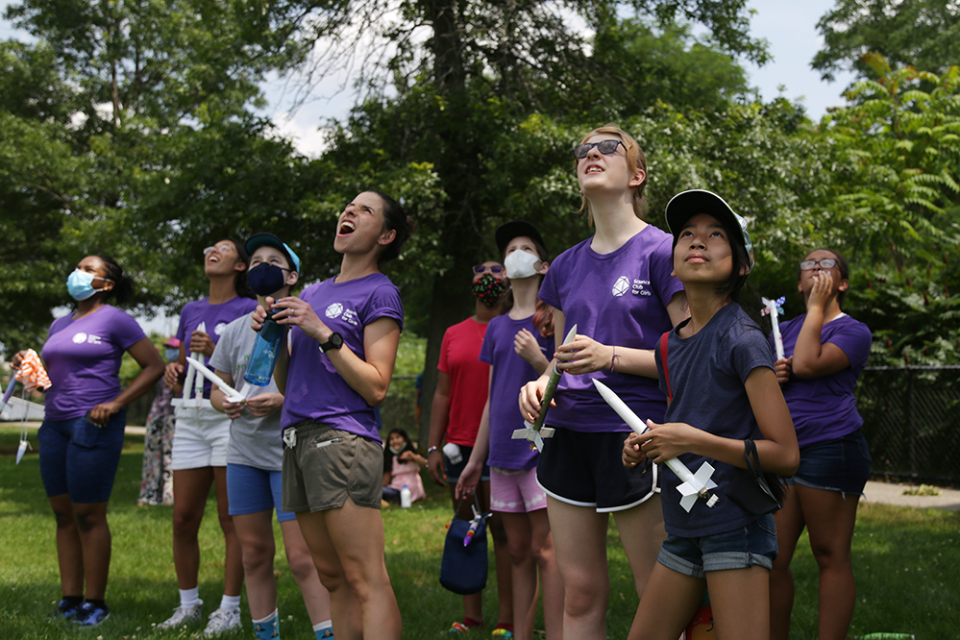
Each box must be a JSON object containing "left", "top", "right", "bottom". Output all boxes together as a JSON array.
[
  {"left": 247, "top": 262, "right": 287, "bottom": 297},
  {"left": 66, "top": 269, "right": 107, "bottom": 301},
  {"left": 164, "top": 348, "right": 180, "bottom": 362}
]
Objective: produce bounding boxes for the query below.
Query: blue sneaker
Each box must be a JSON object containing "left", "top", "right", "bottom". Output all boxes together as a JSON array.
[
  {"left": 74, "top": 601, "right": 110, "bottom": 627},
  {"left": 51, "top": 599, "right": 82, "bottom": 621}
]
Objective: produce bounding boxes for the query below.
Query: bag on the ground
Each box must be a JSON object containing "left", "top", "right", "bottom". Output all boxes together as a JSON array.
[{"left": 439, "top": 492, "right": 489, "bottom": 595}]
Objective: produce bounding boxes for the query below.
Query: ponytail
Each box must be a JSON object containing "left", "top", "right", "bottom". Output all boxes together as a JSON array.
[{"left": 94, "top": 255, "right": 135, "bottom": 306}]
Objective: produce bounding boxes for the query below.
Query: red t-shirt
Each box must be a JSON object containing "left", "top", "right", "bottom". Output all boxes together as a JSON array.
[{"left": 438, "top": 317, "right": 491, "bottom": 446}]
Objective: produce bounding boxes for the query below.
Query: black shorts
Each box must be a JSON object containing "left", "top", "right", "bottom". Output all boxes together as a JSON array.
[{"left": 536, "top": 427, "right": 659, "bottom": 512}]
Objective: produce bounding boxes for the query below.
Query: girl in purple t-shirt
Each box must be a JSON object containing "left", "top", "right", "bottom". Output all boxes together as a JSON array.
[
  {"left": 14, "top": 254, "right": 164, "bottom": 626},
  {"left": 255, "top": 190, "right": 412, "bottom": 640},
  {"left": 769, "top": 248, "right": 873, "bottom": 640},
  {"left": 518, "top": 125, "right": 687, "bottom": 639},
  {"left": 158, "top": 237, "right": 257, "bottom": 634},
  {"left": 457, "top": 221, "right": 564, "bottom": 640},
  {"left": 622, "top": 190, "right": 799, "bottom": 640}
]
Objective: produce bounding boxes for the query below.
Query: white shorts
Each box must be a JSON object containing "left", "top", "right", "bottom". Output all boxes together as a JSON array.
[
  {"left": 171, "top": 405, "right": 231, "bottom": 470},
  {"left": 490, "top": 467, "right": 547, "bottom": 513}
]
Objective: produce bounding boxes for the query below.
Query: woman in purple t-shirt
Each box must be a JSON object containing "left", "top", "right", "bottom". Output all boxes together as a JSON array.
[
  {"left": 12, "top": 254, "right": 164, "bottom": 626},
  {"left": 769, "top": 248, "right": 873, "bottom": 640},
  {"left": 519, "top": 125, "right": 687, "bottom": 639},
  {"left": 255, "top": 190, "right": 412, "bottom": 640}
]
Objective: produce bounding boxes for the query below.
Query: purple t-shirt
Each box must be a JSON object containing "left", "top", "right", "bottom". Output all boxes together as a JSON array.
[
  {"left": 41, "top": 305, "right": 147, "bottom": 420},
  {"left": 175, "top": 296, "right": 257, "bottom": 398},
  {"left": 281, "top": 273, "right": 404, "bottom": 443},
  {"left": 479, "top": 314, "right": 553, "bottom": 470},
  {"left": 538, "top": 225, "right": 684, "bottom": 432},
  {"left": 779, "top": 313, "right": 872, "bottom": 448}
]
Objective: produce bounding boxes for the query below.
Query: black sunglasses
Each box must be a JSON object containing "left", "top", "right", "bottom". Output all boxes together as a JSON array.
[
  {"left": 799, "top": 258, "right": 837, "bottom": 271},
  {"left": 572, "top": 139, "right": 624, "bottom": 159}
]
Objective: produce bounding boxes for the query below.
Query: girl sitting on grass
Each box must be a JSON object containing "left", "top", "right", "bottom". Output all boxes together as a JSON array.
[
  {"left": 623, "top": 190, "right": 799, "bottom": 640},
  {"left": 382, "top": 428, "right": 426, "bottom": 504}
]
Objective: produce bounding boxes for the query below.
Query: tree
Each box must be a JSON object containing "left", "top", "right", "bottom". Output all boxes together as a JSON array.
[
  {"left": 584, "top": 18, "right": 752, "bottom": 118},
  {"left": 0, "top": 0, "right": 354, "bottom": 354},
  {"left": 813, "top": 0, "right": 960, "bottom": 82},
  {"left": 811, "top": 58, "right": 960, "bottom": 365},
  {"left": 0, "top": 42, "right": 92, "bottom": 350}
]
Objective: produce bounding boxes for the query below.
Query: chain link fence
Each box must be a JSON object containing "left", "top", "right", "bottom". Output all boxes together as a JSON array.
[{"left": 858, "top": 366, "right": 960, "bottom": 486}]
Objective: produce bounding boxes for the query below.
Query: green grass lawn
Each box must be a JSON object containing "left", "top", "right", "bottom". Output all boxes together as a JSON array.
[{"left": 1, "top": 425, "right": 958, "bottom": 639}]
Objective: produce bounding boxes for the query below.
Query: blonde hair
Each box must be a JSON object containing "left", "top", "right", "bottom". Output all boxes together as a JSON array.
[{"left": 576, "top": 124, "right": 649, "bottom": 224}]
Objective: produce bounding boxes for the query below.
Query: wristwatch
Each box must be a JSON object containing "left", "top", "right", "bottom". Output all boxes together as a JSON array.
[{"left": 318, "top": 332, "right": 344, "bottom": 353}]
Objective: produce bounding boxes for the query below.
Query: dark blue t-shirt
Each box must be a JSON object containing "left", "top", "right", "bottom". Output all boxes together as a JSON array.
[{"left": 656, "top": 303, "right": 775, "bottom": 537}]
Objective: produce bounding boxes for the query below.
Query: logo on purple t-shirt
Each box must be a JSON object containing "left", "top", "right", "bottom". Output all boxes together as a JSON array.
[
  {"left": 613, "top": 276, "right": 630, "bottom": 296},
  {"left": 71, "top": 332, "right": 102, "bottom": 345},
  {"left": 214, "top": 322, "right": 228, "bottom": 335},
  {"left": 325, "top": 303, "right": 343, "bottom": 318}
]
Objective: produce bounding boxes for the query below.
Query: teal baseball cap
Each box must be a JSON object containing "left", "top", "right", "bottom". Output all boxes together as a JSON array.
[{"left": 244, "top": 232, "right": 301, "bottom": 273}]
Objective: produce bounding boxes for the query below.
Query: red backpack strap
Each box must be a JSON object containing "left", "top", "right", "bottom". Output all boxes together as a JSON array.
[{"left": 659, "top": 332, "right": 672, "bottom": 402}]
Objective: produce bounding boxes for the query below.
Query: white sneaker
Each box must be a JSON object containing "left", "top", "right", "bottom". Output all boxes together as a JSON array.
[
  {"left": 157, "top": 601, "right": 203, "bottom": 629},
  {"left": 204, "top": 607, "right": 242, "bottom": 636}
]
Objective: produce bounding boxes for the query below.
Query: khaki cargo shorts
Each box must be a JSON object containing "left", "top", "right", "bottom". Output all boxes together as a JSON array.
[{"left": 281, "top": 421, "right": 384, "bottom": 512}]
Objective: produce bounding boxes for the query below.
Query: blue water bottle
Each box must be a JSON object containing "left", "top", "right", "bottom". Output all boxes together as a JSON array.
[{"left": 244, "top": 310, "right": 285, "bottom": 386}]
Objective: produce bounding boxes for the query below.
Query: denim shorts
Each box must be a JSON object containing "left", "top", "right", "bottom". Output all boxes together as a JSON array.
[
  {"left": 444, "top": 444, "right": 491, "bottom": 483},
  {"left": 226, "top": 463, "right": 296, "bottom": 523},
  {"left": 788, "top": 431, "right": 871, "bottom": 496},
  {"left": 38, "top": 410, "right": 127, "bottom": 503},
  {"left": 658, "top": 514, "right": 778, "bottom": 579}
]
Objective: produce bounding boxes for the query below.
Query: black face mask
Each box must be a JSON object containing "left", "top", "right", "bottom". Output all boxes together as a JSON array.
[
  {"left": 247, "top": 263, "right": 287, "bottom": 296},
  {"left": 471, "top": 273, "right": 507, "bottom": 307}
]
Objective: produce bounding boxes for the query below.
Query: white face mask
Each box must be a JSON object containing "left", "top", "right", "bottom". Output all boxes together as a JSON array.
[{"left": 504, "top": 249, "right": 541, "bottom": 279}]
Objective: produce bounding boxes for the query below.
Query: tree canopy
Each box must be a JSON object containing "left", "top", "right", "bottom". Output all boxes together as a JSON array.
[{"left": 813, "top": 0, "right": 960, "bottom": 81}]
